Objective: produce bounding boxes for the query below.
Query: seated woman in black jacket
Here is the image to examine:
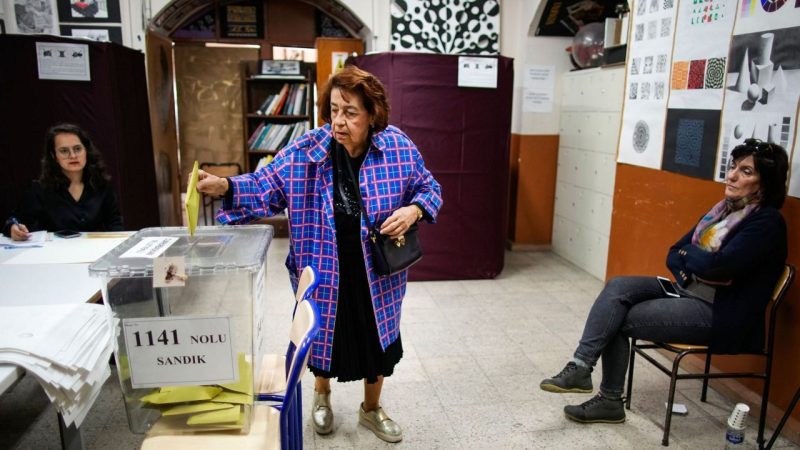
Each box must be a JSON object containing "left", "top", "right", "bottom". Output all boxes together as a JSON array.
[
  {"left": 3, "top": 124, "right": 122, "bottom": 240},
  {"left": 539, "top": 138, "right": 789, "bottom": 424}
]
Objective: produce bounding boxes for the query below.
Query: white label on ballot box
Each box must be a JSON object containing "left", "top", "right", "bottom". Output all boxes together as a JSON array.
[
  {"left": 122, "top": 315, "right": 238, "bottom": 388},
  {"left": 120, "top": 237, "right": 179, "bottom": 259}
]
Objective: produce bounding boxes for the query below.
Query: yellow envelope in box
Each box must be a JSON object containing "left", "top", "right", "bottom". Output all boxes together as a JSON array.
[
  {"left": 185, "top": 160, "right": 200, "bottom": 236},
  {"left": 219, "top": 353, "right": 253, "bottom": 396},
  {"left": 141, "top": 386, "right": 222, "bottom": 404},
  {"left": 162, "top": 401, "right": 233, "bottom": 416},
  {"left": 212, "top": 391, "right": 253, "bottom": 405},
  {"left": 187, "top": 405, "right": 242, "bottom": 426}
]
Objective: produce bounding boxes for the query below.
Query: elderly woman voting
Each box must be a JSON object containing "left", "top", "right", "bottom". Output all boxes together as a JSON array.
[
  {"left": 539, "top": 139, "right": 789, "bottom": 424},
  {"left": 197, "top": 65, "right": 442, "bottom": 442},
  {"left": 3, "top": 124, "right": 123, "bottom": 241}
]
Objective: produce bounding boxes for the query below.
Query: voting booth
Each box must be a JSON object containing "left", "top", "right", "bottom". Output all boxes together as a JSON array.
[{"left": 89, "top": 226, "right": 272, "bottom": 434}]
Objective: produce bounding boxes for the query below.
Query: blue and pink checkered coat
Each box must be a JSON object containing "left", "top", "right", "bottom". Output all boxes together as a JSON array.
[{"left": 217, "top": 124, "right": 442, "bottom": 371}]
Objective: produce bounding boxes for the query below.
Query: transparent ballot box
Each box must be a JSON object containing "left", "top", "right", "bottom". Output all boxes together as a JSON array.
[{"left": 89, "top": 226, "right": 272, "bottom": 434}]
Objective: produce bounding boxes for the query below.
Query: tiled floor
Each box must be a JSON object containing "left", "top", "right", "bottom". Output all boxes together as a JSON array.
[{"left": 1, "top": 238, "right": 797, "bottom": 449}]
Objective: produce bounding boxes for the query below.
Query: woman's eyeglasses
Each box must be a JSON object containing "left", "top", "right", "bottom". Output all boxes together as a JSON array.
[
  {"left": 743, "top": 138, "right": 774, "bottom": 155},
  {"left": 55, "top": 145, "right": 85, "bottom": 157}
]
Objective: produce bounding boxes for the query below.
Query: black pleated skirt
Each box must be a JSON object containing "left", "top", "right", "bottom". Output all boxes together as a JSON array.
[{"left": 309, "top": 213, "right": 402, "bottom": 383}]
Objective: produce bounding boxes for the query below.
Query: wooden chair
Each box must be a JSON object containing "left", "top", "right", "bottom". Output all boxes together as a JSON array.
[
  {"left": 625, "top": 264, "right": 795, "bottom": 447},
  {"left": 199, "top": 162, "right": 242, "bottom": 225}
]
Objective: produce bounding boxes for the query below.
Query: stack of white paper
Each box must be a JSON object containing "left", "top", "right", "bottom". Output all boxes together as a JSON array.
[{"left": 0, "top": 304, "right": 116, "bottom": 427}]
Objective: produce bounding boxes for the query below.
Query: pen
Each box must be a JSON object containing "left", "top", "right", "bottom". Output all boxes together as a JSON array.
[{"left": 2, "top": 245, "right": 43, "bottom": 249}]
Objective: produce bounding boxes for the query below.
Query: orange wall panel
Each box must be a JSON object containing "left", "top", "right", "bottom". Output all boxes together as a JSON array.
[{"left": 512, "top": 135, "right": 559, "bottom": 246}]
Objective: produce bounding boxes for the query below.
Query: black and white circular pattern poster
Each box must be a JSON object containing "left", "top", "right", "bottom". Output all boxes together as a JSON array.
[{"left": 390, "top": 0, "right": 500, "bottom": 55}]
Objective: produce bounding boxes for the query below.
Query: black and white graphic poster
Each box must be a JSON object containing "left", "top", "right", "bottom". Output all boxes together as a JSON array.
[
  {"left": 390, "top": 0, "right": 500, "bottom": 55},
  {"left": 7, "top": 0, "right": 57, "bottom": 34},
  {"left": 715, "top": 0, "right": 800, "bottom": 197},
  {"left": 618, "top": 0, "right": 678, "bottom": 169}
]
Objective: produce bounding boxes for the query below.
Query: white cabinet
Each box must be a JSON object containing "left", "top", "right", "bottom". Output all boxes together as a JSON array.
[{"left": 553, "top": 67, "right": 624, "bottom": 280}]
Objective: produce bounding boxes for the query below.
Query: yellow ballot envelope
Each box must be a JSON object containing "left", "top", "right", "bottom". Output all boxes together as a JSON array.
[{"left": 185, "top": 161, "right": 200, "bottom": 236}]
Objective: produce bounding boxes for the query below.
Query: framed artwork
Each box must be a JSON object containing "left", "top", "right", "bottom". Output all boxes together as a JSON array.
[
  {"left": 5, "top": 0, "right": 58, "bottom": 34},
  {"left": 220, "top": 1, "right": 263, "bottom": 39},
  {"left": 60, "top": 24, "right": 121, "bottom": 44},
  {"left": 260, "top": 60, "right": 301, "bottom": 76},
  {"left": 56, "top": 0, "right": 120, "bottom": 22}
]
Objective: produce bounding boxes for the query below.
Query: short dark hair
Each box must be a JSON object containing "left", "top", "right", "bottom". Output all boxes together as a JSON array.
[
  {"left": 730, "top": 138, "right": 788, "bottom": 209},
  {"left": 40, "top": 123, "right": 110, "bottom": 190},
  {"left": 318, "top": 65, "right": 390, "bottom": 131}
]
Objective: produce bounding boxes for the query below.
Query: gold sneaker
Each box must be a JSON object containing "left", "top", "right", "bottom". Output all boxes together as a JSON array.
[
  {"left": 312, "top": 391, "right": 333, "bottom": 435},
  {"left": 358, "top": 404, "right": 403, "bottom": 443}
]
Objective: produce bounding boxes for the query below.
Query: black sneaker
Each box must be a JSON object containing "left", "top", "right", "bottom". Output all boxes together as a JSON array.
[
  {"left": 564, "top": 394, "right": 626, "bottom": 424},
  {"left": 540, "top": 362, "right": 593, "bottom": 393}
]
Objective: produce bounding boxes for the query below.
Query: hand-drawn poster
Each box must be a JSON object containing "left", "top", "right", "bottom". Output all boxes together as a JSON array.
[
  {"left": 662, "top": 0, "right": 737, "bottom": 179},
  {"left": 7, "top": 0, "right": 56, "bottom": 34},
  {"left": 715, "top": 0, "right": 800, "bottom": 196},
  {"left": 618, "top": 0, "right": 678, "bottom": 169}
]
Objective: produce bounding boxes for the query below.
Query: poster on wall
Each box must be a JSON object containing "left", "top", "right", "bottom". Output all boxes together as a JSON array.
[
  {"left": 36, "top": 41, "right": 90, "bottom": 81},
  {"left": 390, "top": 0, "right": 500, "bottom": 54},
  {"left": 617, "top": 0, "right": 678, "bottom": 169},
  {"left": 714, "top": 0, "right": 800, "bottom": 198},
  {"left": 56, "top": 0, "right": 120, "bottom": 22},
  {"left": 661, "top": 0, "right": 737, "bottom": 179},
  {"left": 5, "top": 0, "right": 57, "bottom": 34},
  {"left": 60, "top": 24, "right": 121, "bottom": 44}
]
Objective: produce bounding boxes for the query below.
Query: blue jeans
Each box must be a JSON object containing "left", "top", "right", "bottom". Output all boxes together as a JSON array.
[{"left": 574, "top": 276, "right": 713, "bottom": 398}]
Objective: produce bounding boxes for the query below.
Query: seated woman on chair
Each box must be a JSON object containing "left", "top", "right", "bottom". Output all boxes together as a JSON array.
[
  {"left": 539, "top": 138, "right": 788, "bottom": 424},
  {"left": 3, "top": 124, "right": 123, "bottom": 240}
]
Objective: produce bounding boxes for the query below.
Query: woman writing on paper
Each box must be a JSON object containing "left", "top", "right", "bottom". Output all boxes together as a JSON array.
[
  {"left": 196, "top": 65, "right": 442, "bottom": 443},
  {"left": 3, "top": 124, "right": 123, "bottom": 240},
  {"left": 538, "top": 139, "right": 788, "bottom": 424}
]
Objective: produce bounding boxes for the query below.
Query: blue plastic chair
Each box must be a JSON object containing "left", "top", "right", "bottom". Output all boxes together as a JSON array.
[
  {"left": 268, "top": 297, "right": 321, "bottom": 449},
  {"left": 258, "top": 266, "right": 321, "bottom": 449}
]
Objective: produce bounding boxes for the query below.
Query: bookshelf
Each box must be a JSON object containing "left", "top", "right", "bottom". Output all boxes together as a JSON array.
[
  {"left": 241, "top": 60, "right": 315, "bottom": 173},
  {"left": 240, "top": 60, "right": 314, "bottom": 237}
]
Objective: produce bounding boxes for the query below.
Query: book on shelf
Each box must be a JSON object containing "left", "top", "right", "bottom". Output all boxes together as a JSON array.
[
  {"left": 247, "top": 122, "right": 266, "bottom": 147},
  {"left": 270, "top": 84, "right": 290, "bottom": 115},
  {"left": 292, "top": 84, "right": 306, "bottom": 115},
  {"left": 250, "top": 123, "right": 272, "bottom": 150},
  {"left": 258, "top": 123, "right": 281, "bottom": 150},
  {"left": 248, "top": 122, "right": 309, "bottom": 151},
  {"left": 255, "top": 95, "right": 272, "bottom": 115},
  {"left": 282, "top": 84, "right": 298, "bottom": 115}
]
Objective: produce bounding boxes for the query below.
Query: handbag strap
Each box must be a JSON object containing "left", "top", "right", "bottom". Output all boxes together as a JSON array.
[{"left": 339, "top": 143, "right": 375, "bottom": 230}]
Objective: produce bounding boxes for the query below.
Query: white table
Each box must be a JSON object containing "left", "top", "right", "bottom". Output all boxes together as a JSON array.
[{"left": 0, "top": 233, "right": 130, "bottom": 450}]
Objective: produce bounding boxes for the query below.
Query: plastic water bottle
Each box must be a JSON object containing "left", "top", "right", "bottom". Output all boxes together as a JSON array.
[{"left": 725, "top": 403, "right": 750, "bottom": 448}]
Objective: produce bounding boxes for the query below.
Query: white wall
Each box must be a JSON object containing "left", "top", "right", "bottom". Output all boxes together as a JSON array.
[{"left": 503, "top": 0, "right": 574, "bottom": 136}]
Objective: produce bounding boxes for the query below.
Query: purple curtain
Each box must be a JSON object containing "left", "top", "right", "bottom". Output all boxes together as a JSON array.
[{"left": 352, "top": 52, "right": 514, "bottom": 280}]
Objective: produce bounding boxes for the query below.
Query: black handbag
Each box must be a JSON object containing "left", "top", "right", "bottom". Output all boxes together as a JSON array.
[
  {"left": 368, "top": 223, "right": 423, "bottom": 275},
  {"left": 342, "top": 148, "right": 422, "bottom": 276}
]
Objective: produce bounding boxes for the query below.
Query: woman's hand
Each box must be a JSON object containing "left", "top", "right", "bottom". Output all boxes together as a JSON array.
[
  {"left": 196, "top": 170, "right": 229, "bottom": 197},
  {"left": 10, "top": 223, "right": 31, "bottom": 241},
  {"left": 380, "top": 206, "right": 419, "bottom": 239}
]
